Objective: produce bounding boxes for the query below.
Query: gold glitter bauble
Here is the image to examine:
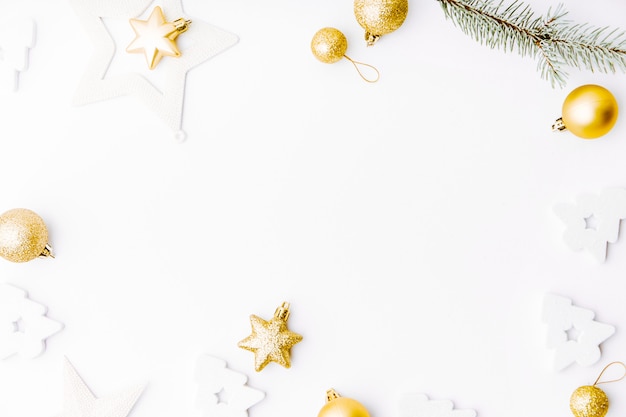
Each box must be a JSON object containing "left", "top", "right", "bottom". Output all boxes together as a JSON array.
[
  {"left": 0, "top": 208, "right": 53, "bottom": 263},
  {"left": 553, "top": 84, "right": 618, "bottom": 139},
  {"left": 354, "top": 0, "right": 408, "bottom": 45},
  {"left": 318, "top": 389, "right": 370, "bottom": 417},
  {"left": 570, "top": 385, "right": 609, "bottom": 417},
  {"left": 238, "top": 302, "right": 303, "bottom": 371},
  {"left": 311, "top": 27, "right": 348, "bottom": 64}
]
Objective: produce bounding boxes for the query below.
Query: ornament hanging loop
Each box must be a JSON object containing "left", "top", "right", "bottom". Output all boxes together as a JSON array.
[
  {"left": 344, "top": 55, "right": 380, "bottom": 83},
  {"left": 552, "top": 117, "right": 566, "bottom": 132},
  {"left": 593, "top": 361, "right": 626, "bottom": 386}
]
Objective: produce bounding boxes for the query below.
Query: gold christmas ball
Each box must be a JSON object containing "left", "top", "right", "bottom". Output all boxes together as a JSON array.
[
  {"left": 560, "top": 84, "right": 618, "bottom": 139},
  {"left": 354, "top": 0, "right": 408, "bottom": 45},
  {"left": 318, "top": 389, "right": 370, "bottom": 417},
  {"left": 0, "top": 208, "right": 53, "bottom": 263},
  {"left": 570, "top": 385, "right": 609, "bottom": 417},
  {"left": 311, "top": 27, "right": 348, "bottom": 64}
]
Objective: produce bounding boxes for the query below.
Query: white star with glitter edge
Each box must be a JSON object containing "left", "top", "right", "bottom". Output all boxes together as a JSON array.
[
  {"left": 59, "top": 357, "right": 145, "bottom": 417},
  {"left": 68, "top": 0, "right": 239, "bottom": 140},
  {"left": 0, "top": 284, "right": 63, "bottom": 359},
  {"left": 195, "top": 355, "right": 265, "bottom": 417}
]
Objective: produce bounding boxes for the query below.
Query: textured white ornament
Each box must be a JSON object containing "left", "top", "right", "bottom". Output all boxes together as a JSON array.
[
  {"left": 195, "top": 355, "right": 265, "bottom": 417},
  {"left": 68, "top": 0, "right": 239, "bottom": 137},
  {"left": 554, "top": 188, "right": 626, "bottom": 262},
  {"left": 0, "top": 284, "right": 63, "bottom": 359},
  {"left": 59, "top": 357, "right": 145, "bottom": 417},
  {"left": 399, "top": 393, "right": 476, "bottom": 417},
  {"left": 0, "top": 15, "right": 35, "bottom": 92},
  {"left": 542, "top": 293, "right": 616, "bottom": 371}
]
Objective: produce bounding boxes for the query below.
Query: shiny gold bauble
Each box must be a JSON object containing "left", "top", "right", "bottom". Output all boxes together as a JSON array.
[
  {"left": 318, "top": 389, "right": 370, "bottom": 417},
  {"left": 311, "top": 27, "right": 348, "bottom": 64},
  {"left": 558, "top": 84, "right": 618, "bottom": 139},
  {"left": 354, "top": 0, "right": 409, "bottom": 45},
  {"left": 0, "top": 208, "right": 53, "bottom": 263},
  {"left": 570, "top": 385, "right": 609, "bottom": 417}
]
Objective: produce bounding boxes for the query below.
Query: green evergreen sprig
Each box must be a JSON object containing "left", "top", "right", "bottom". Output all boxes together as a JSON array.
[{"left": 436, "top": 0, "right": 626, "bottom": 87}]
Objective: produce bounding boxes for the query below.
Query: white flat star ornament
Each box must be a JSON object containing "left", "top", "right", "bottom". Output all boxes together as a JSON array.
[
  {"left": 69, "top": 0, "right": 239, "bottom": 138},
  {"left": 59, "top": 357, "right": 145, "bottom": 417}
]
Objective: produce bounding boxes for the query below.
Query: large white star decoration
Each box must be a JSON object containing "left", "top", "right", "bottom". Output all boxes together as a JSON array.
[
  {"left": 399, "top": 393, "right": 477, "bottom": 417},
  {"left": 69, "top": 0, "right": 238, "bottom": 139},
  {"left": 0, "top": 14, "right": 36, "bottom": 92},
  {"left": 0, "top": 283, "right": 63, "bottom": 359},
  {"left": 59, "top": 357, "right": 145, "bottom": 417},
  {"left": 542, "top": 293, "right": 615, "bottom": 371},
  {"left": 195, "top": 355, "right": 265, "bottom": 417},
  {"left": 554, "top": 188, "right": 626, "bottom": 262}
]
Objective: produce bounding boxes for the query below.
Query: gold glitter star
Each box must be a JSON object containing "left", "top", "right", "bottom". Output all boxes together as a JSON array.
[
  {"left": 126, "top": 6, "right": 191, "bottom": 70},
  {"left": 238, "top": 302, "right": 303, "bottom": 372}
]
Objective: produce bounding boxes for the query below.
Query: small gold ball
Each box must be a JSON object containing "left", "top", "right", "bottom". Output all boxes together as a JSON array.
[
  {"left": 562, "top": 84, "right": 618, "bottom": 139},
  {"left": 570, "top": 385, "right": 609, "bottom": 417},
  {"left": 318, "top": 396, "right": 370, "bottom": 417},
  {"left": 311, "top": 27, "right": 348, "bottom": 64},
  {"left": 354, "top": 0, "right": 408, "bottom": 44},
  {"left": 0, "top": 208, "right": 50, "bottom": 263}
]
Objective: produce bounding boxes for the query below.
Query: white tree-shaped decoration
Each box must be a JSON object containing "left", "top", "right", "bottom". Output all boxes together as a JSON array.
[
  {"left": 554, "top": 188, "right": 626, "bottom": 262},
  {"left": 399, "top": 393, "right": 477, "bottom": 417},
  {"left": 0, "top": 15, "right": 35, "bottom": 91},
  {"left": 0, "top": 284, "right": 63, "bottom": 359},
  {"left": 542, "top": 293, "right": 615, "bottom": 371},
  {"left": 195, "top": 355, "right": 265, "bottom": 417}
]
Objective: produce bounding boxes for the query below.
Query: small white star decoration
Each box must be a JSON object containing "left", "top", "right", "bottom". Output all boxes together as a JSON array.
[
  {"left": 399, "top": 393, "right": 476, "bottom": 417},
  {"left": 195, "top": 355, "right": 265, "bottom": 417},
  {"left": 542, "top": 293, "right": 615, "bottom": 371},
  {"left": 554, "top": 188, "right": 626, "bottom": 262},
  {"left": 0, "top": 14, "right": 36, "bottom": 92},
  {"left": 0, "top": 283, "right": 63, "bottom": 359},
  {"left": 68, "top": 0, "right": 239, "bottom": 139},
  {"left": 58, "top": 357, "right": 145, "bottom": 417}
]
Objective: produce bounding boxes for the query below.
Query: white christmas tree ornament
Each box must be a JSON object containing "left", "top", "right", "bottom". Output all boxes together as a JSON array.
[
  {"left": 542, "top": 293, "right": 616, "bottom": 371},
  {"left": 554, "top": 188, "right": 626, "bottom": 262},
  {"left": 0, "top": 15, "right": 36, "bottom": 92},
  {"left": 399, "top": 393, "right": 476, "bottom": 417},
  {"left": 0, "top": 283, "right": 63, "bottom": 359},
  {"left": 195, "top": 355, "right": 265, "bottom": 417}
]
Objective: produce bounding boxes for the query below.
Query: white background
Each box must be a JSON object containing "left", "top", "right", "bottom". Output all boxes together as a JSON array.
[{"left": 1, "top": 0, "right": 626, "bottom": 416}]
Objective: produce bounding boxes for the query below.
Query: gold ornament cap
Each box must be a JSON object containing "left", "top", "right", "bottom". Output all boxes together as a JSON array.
[
  {"left": 0, "top": 208, "right": 53, "bottom": 263},
  {"left": 317, "top": 389, "right": 371, "bottom": 417},
  {"left": 552, "top": 84, "right": 619, "bottom": 139},
  {"left": 354, "top": 0, "right": 409, "bottom": 46}
]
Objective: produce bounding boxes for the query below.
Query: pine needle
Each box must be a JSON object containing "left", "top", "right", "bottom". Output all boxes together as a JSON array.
[{"left": 437, "top": 0, "right": 626, "bottom": 87}]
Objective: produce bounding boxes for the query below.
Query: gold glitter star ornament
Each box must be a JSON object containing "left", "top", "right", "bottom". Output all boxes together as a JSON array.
[
  {"left": 238, "top": 302, "right": 303, "bottom": 372},
  {"left": 126, "top": 6, "right": 191, "bottom": 70}
]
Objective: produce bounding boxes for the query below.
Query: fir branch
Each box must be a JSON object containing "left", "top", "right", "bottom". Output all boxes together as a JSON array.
[{"left": 436, "top": 0, "right": 626, "bottom": 87}]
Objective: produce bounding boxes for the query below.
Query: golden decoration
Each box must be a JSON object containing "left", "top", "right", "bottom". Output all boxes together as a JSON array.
[
  {"left": 237, "top": 302, "right": 303, "bottom": 372},
  {"left": 126, "top": 6, "right": 191, "bottom": 70},
  {"left": 0, "top": 208, "right": 53, "bottom": 263},
  {"left": 552, "top": 84, "right": 619, "bottom": 139},
  {"left": 318, "top": 389, "right": 371, "bottom": 417},
  {"left": 570, "top": 361, "right": 626, "bottom": 417},
  {"left": 311, "top": 27, "right": 380, "bottom": 82},
  {"left": 354, "top": 0, "right": 409, "bottom": 46}
]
